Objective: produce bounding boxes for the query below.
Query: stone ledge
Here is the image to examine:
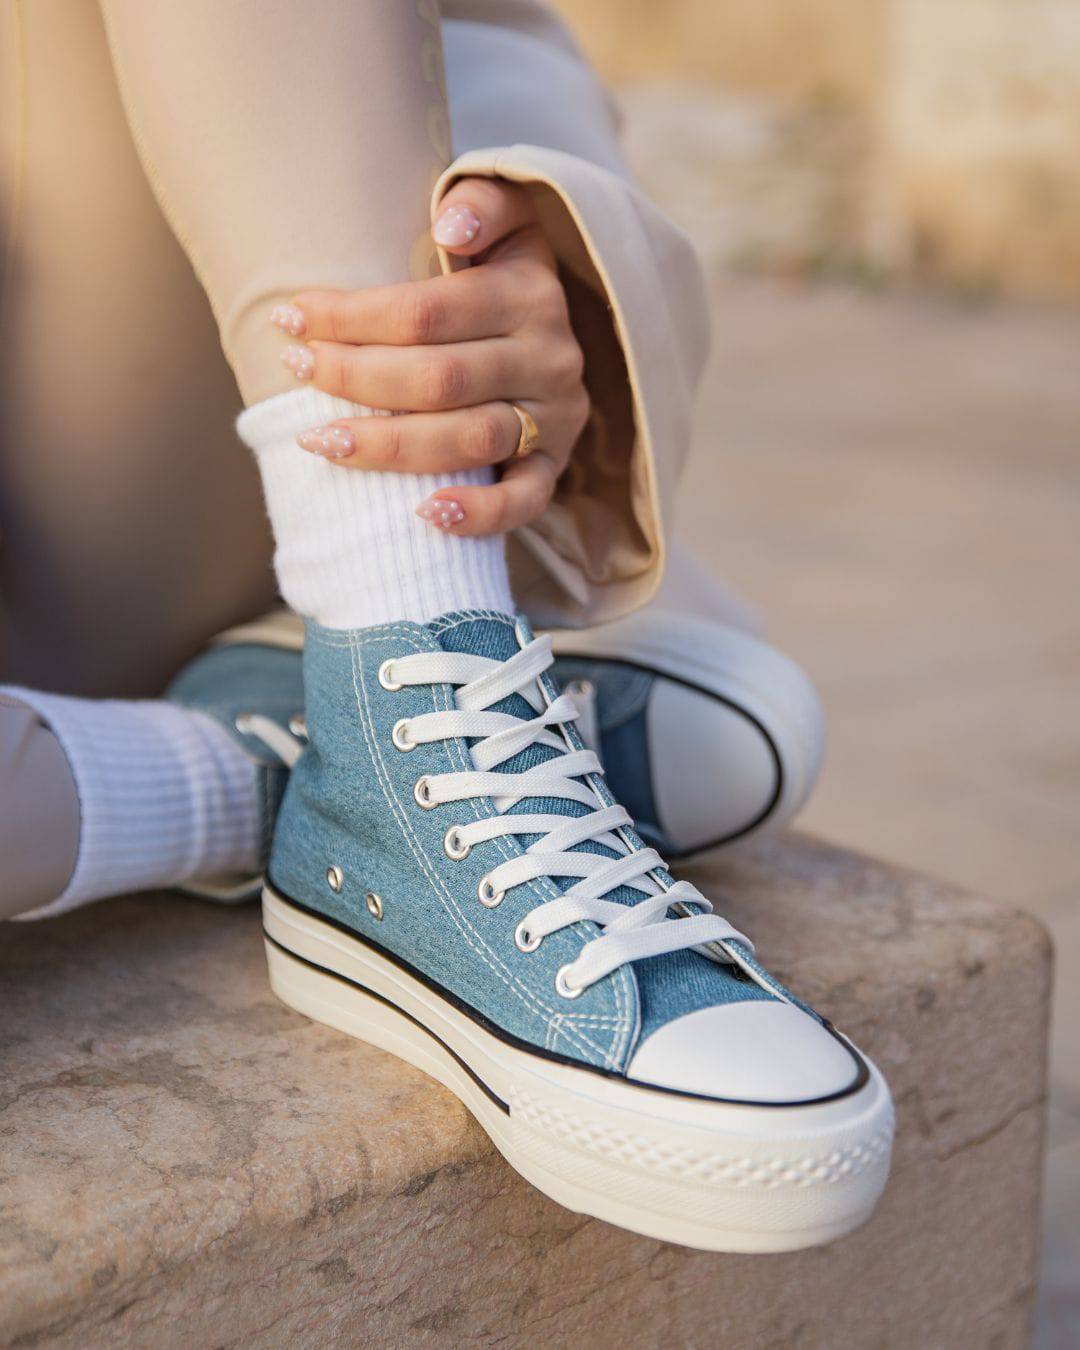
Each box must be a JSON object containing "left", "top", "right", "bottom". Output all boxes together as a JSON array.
[{"left": 0, "top": 834, "right": 1050, "bottom": 1348}]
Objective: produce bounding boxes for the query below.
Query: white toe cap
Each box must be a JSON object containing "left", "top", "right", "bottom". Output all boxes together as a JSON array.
[{"left": 627, "top": 1000, "right": 861, "bottom": 1104}]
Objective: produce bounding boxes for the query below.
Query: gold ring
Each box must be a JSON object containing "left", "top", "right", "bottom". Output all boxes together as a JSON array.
[{"left": 508, "top": 402, "right": 540, "bottom": 459}]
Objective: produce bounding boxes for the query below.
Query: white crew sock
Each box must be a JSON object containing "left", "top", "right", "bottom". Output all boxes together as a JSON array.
[
  {"left": 1, "top": 688, "right": 261, "bottom": 920},
  {"left": 237, "top": 388, "right": 515, "bottom": 629}
]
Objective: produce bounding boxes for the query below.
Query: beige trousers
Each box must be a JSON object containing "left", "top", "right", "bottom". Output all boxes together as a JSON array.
[
  {"left": 0, "top": 0, "right": 456, "bottom": 697},
  {"left": 0, "top": 0, "right": 458, "bottom": 910},
  {"left": 2, "top": 0, "right": 716, "bottom": 702},
  {"left": 0, "top": 1, "right": 719, "bottom": 909}
]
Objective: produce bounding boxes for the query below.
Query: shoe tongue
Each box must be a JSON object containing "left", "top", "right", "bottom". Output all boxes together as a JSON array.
[
  {"left": 426, "top": 614, "right": 770, "bottom": 1026},
  {"left": 429, "top": 613, "right": 569, "bottom": 791},
  {"left": 429, "top": 612, "right": 521, "bottom": 664}
]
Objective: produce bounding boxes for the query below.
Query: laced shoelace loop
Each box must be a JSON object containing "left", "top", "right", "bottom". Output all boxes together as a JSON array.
[
  {"left": 388, "top": 633, "right": 753, "bottom": 996},
  {"left": 235, "top": 712, "right": 306, "bottom": 768}
]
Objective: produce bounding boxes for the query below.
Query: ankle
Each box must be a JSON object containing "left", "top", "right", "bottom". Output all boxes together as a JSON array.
[{"left": 238, "top": 389, "right": 514, "bottom": 629}]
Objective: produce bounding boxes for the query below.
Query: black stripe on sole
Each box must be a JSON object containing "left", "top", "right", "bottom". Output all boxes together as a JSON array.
[
  {"left": 264, "top": 928, "right": 510, "bottom": 1115},
  {"left": 263, "top": 880, "right": 870, "bottom": 1109}
]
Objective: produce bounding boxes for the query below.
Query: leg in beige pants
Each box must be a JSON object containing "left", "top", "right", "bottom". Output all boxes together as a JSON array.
[
  {"left": 1, "top": 0, "right": 446, "bottom": 698},
  {"left": 0, "top": 0, "right": 456, "bottom": 907},
  {"left": 1, "top": 0, "right": 275, "bottom": 699}
]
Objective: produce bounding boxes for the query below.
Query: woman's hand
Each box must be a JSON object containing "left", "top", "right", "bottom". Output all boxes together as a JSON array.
[{"left": 271, "top": 179, "right": 590, "bottom": 536}]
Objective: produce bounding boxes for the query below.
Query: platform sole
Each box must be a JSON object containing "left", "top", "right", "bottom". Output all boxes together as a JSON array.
[{"left": 263, "top": 884, "right": 893, "bottom": 1253}]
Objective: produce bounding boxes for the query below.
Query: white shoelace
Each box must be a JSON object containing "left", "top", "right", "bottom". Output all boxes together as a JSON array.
[
  {"left": 383, "top": 632, "right": 753, "bottom": 997},
  {"left": 235, "top": 712, "right": 306, "bottom": 769}
]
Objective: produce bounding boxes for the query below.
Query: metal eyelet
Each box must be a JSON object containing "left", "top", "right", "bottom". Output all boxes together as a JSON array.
[
  {"left": 514, "top": 921, "right": 542, "bottom": 953},
  {"left": 413, "top": 776, "right": 436, "bottom": 809},
  {"left": 378, "top": 659, "right": 403, "bottom": 692},
  {"left": 555, "top": 965, "right": 584, "bottom": 999},
  {"left": 326, "top": 865, "right": 344, "bottom": 893},
  {"left": 365, "top": 892, "right": 384, "bottom": 921},
  {"left": 444, "top": 827, "right": 471, "bottom": 861},
  {"left": 477, "top": 876, "right": 505, "bottom": 908},
  {"left": 288, "top": 712, "right": 308, "bottom": 739},
  {"left": 565, "top": 679, "right": 594, "bottom": 698},
  {"left": 391, "top": 718, "right": 417, "bottom": 752}
]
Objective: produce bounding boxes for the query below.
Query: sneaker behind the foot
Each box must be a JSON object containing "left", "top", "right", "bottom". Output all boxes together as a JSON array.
[
  {"left": 166, "top": 639, "right": 305, "bottom": 900},
  {"left": 552, "top": 609, "right": 825, "bottom": 856}
]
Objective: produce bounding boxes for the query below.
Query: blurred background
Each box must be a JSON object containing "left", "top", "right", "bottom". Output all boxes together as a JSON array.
[{"left": 553, "top": 1, "right": 1079, "bottom": 1344}]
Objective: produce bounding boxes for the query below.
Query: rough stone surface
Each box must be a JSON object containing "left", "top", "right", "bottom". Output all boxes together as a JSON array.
[{"left": 0, "top": 834, "right": 1049, "bottom": 1348}]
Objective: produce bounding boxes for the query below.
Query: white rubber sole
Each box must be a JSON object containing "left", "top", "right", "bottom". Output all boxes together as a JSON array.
[
  {"left": 263, "top": 885, "right": 893, "bottom": 1253},
  {"left": 552, "top": 611, "right": 826, "bottom": 849}
]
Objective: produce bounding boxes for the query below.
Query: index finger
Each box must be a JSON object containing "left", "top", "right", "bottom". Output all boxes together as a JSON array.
[{"left": 285, "top": 269, "right": 520, "bottom": 347}]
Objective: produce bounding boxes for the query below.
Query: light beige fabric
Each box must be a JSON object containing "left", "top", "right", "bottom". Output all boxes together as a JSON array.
[
  {"left": 96, "top": 0, "right": 454, "bottom": 407},
  {"left": 0, "top": 0, "right": 711, "bottom": 694},
  {"left": 0, "top": 0, "right": 276, "bottom": 697},
  {"left": 434, "top": 146, "right": 709, "bottom": 626}
]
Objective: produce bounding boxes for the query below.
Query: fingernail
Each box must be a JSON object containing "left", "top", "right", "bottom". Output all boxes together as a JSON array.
[
  {"left": 297, "top": 425, "right": 355, "bottom": 459},
  {"left": 270, "top": 303, "right": 307, "bottom": 337},
  {"left": 433, "top": 204, "right": 481, "bottom": 247},
  {"left": 281, "top": 344, "right": 315, "bottom": 380},
  {"left": 416, "top": 497, "right": 466, "bottom": 528}
]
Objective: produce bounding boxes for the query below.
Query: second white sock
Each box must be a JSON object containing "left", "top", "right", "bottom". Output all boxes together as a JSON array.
[
  {"left": 238, "top": 388, "right": 514, "bottom": 629},
  {"left": 1, "top": 689, "right": 262, "bottom": 920}
]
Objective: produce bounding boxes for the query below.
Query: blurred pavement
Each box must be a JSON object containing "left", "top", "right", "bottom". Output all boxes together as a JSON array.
[{"left": 677, "top": 274, "right": 1080, "bottom": 1347}]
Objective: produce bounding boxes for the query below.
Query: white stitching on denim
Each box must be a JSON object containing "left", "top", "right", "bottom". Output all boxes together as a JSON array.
[
  {"left": 260, "top": 763, "right": 274, "bottom": 862},
  {"left": 346, "top": 629, "right": 618, "bottom": 1066},
  {"left": 351, "top": 632, "right": 613, "bottom": 1061},
  {"left": 424, "top": 628, "right": 633, "bottom": 1064},
  {"left": 427, "top": 609, "right": 513, "bottom": 633},
  {"left": 402, "top": 659, "right": 636, "bottom": 1054},
  {"left": 556, "top": 1011, "right": 632, "bottom": 1030},
  {"left": 417, "top": 625, "right": 632, "bottom": 1044},
  {"left": 307, "top": 625, "right": 632, "bottom": 1057},
  {"left": 309, "top": 621, "right": 637, "bottom": 1065}
]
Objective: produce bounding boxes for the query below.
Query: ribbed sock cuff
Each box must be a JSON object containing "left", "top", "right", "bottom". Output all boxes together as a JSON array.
[
  {"left": 237, "top": 388, "right": 515, "bottom": 628},
  {"left": 3, "top": 690, "right": 261, "bottom": 919}
]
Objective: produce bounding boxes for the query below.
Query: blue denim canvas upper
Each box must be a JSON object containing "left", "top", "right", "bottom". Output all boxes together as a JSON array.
[
  {"left": 268, "top": 611, "right": 802, "bottom": 1072},
  {"left": 169, "top": 640, "right": 683, "bottom": 877}
]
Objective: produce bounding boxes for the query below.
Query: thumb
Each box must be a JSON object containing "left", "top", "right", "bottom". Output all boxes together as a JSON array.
[{"left": 431, "top": 176, "right": 538, "bottom": 259}]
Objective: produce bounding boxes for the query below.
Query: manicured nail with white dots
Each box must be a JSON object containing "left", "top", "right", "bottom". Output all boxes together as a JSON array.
[
  {"left": 270, "top": 303, "right": 307, "bottom": 337},
  {"left": 432, "top": 205, "right": 481, "bottom": 248},
  {"left": 297, "top": 425, "right": 355, "bottom": 459},
  {"left": 281, "top": 344, "right": 315, "bottom": 380},
  {"left": 416, "top": 497, "right": 467, "bottom": 529}
]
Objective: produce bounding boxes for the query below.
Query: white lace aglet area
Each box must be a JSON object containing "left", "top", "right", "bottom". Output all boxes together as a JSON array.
[{"left": 384, "top": 634, "right": 756, "bottom": 997}]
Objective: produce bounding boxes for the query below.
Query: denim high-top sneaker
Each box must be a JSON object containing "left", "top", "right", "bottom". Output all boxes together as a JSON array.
[
  {"left": 175, "top": 606, "right": 823, "bottom": 881},
  {"left": 166, "top": 639, "right": 306, "bottom": 901},
  {"left": 262, "top": 610, "right": 892, "bottom": 1253}
]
